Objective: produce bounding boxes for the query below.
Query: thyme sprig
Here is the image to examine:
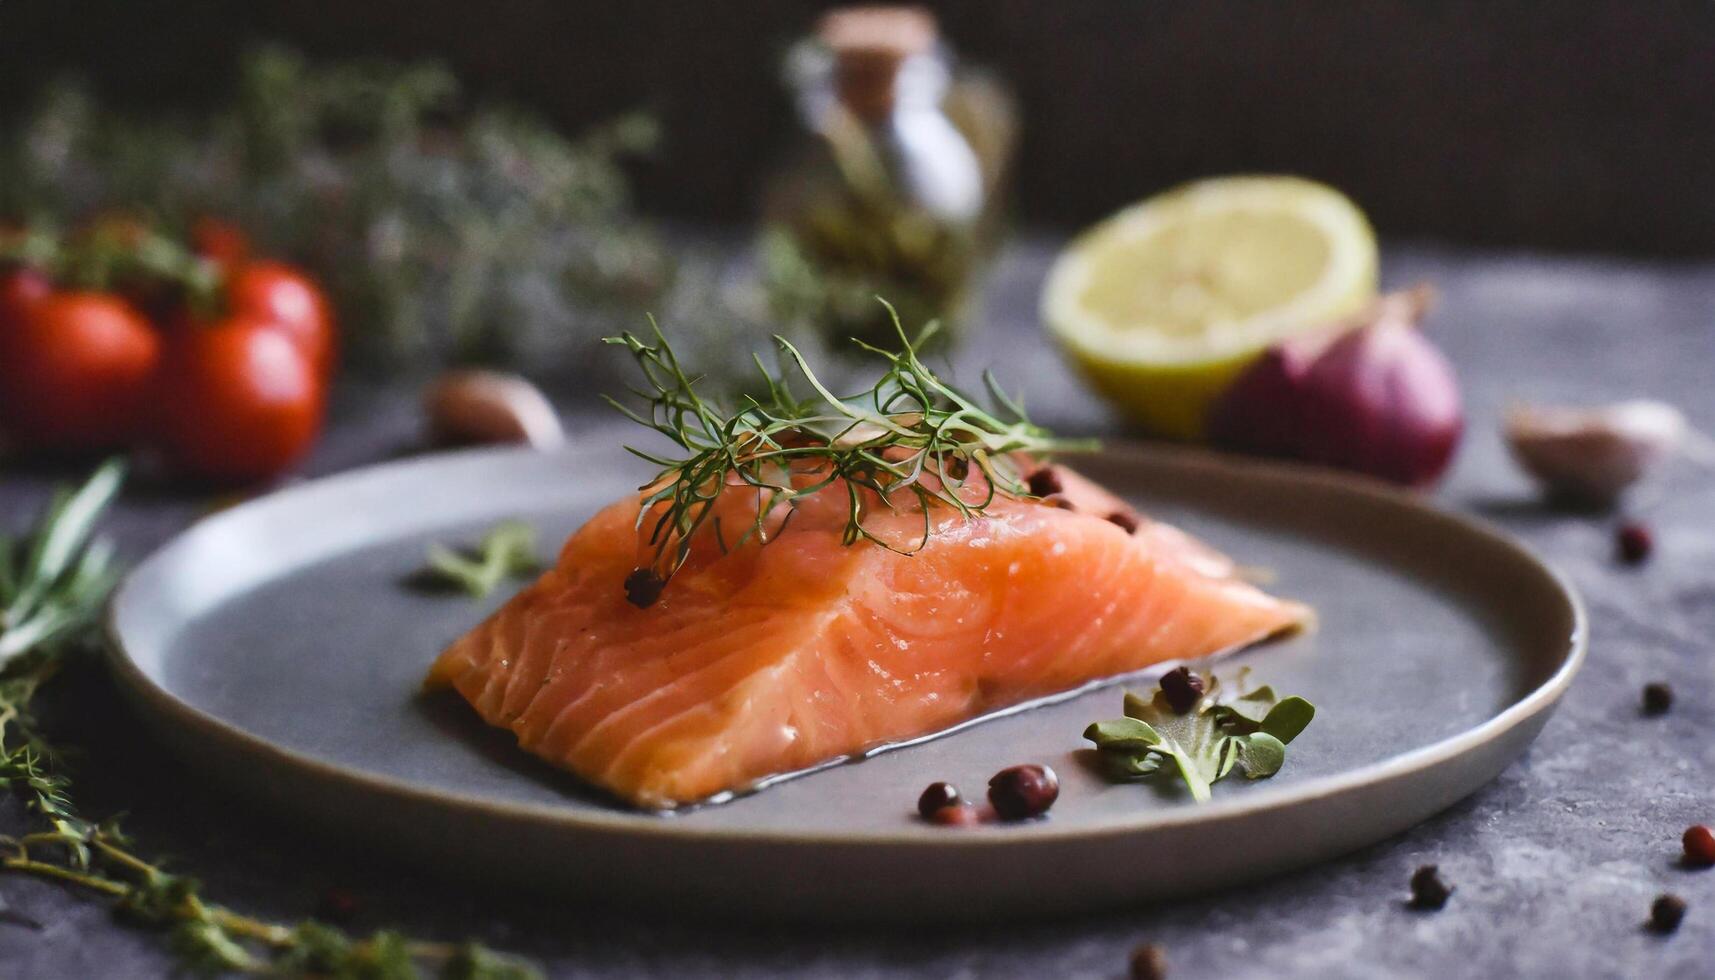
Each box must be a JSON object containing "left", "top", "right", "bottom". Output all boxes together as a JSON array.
[
  {"left": 604, "top": 304, "right": 1088, "bottom": 596},
  {"left": 0, "top": 464, "right": 540, "bottom": 978}
]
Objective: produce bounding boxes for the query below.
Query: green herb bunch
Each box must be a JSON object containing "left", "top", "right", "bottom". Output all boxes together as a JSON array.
[
  {"left": 1084, "top": 669, "right": 1316, "bottom": 803},
  {"left": 0, "top": 45, "right": 667, "bottom": 373},
  {"left": 605, "top": 305, "right": 1086, "bottom": 594},
  {"left": 0, "top": 463, "right": 541, "bottom": 978}
]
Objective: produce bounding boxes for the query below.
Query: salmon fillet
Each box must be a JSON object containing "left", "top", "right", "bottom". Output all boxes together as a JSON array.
[{"left": 425, "top": 468, "right": 1309, "bottom": 809}]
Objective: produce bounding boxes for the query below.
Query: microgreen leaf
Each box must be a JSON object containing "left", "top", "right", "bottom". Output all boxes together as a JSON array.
[
  {"left": 1085, "top": 670, "right": 1315, "bottom": 802},
  {"left": 1259, "top": 697, "right": 1316, "bottom": 743},
  {"left": 417, "top": 521, "right": 540, "bottom": 598},
  {"left": 1233, "top": 732, "right": 1287, "bottom": 779},
  {"left": 1081, "top": 717, "right": 1161, "bottom": 752}
]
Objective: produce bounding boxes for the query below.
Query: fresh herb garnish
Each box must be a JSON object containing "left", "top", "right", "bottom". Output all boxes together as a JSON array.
[
  {"left": 1083, "top": 669, "right": 1315, "bottom": 802},
  {"left": 603, "top": 305, "right": 1087, "bottom": 597},
  {"left": 419, "top": 521, "right": 540, "bottom": 598},
  {"left": 1, "top": 464, "right": 541, "bottom": 977},
  {"left": 0, "top": 459, "right": 124, "bottom": 669}
]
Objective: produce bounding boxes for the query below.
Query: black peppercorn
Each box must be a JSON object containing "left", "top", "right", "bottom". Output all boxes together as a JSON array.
[
  {"left": 1129, "top": 942, "right": 1168, "bottom": 980},
  {"left": 1650, "top": 893, "right": 1687, "bottom": 933},
  {"left": 1107, "top": 510, "right": 1141, "bottom": 534},
  {"left": 1026, "top": 466, "right": 1063, "bottom": 498},
  {"left": 1642, "top": 682, "right": 1674, "bottom": 716},
  {"left": 916, "top": 781, "right": 962, "bottom": 820},
  {"left": 1159, "top": 667, "right": 1205, "bottom": 714},
  {"left": 1616, "top": 522, "right": 1653, "bottom": 564},
  {"left": 623, "top": 568, "right": 665, "bottom": 608},
  {"left": 988, "top": 764, "right": 1059, "bottom": 820},
  {"left": 1408, "top": 865, "right": 1452, "bottom": 910}
]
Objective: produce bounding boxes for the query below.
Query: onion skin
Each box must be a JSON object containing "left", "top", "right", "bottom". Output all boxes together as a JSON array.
[
  {"left": 1207, "top": 288, "right": 1464, "bottom": 488},
  {"left": 1504, "top": 400, "right": 1685, "bottom": 506},
  {"left": 1205, "top": 343, "right": 1317, "bottom": 462}
]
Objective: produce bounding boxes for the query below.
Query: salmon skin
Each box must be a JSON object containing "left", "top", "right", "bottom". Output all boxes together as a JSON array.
[{"left": 425, "top": 466, "right": 1310, "bottom": 810}]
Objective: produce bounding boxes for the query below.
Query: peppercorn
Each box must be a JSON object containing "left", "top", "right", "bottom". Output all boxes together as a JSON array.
[
  {"left": 1043, "top": 495, "right": 1076, "bottom": 510},
  {"left": 1408, "top": 865, "right": 1452, "bottom": 910},
  {"left": 929, "top": 803, "right": 983, "bottom": 827},
  {"left": 1683, "top": 825, "right": 1715, "bottom": 868},
  {"left": 1159, "top": 667, "right": 1205, "bottom": 714},
  {"left": 1026, "top": 466, "right": 1063, "bottom": 498},
  {"left": 623, "top": 568, "right": 665, "bottom": 608},
  {"left": 917, "top": 781, "right": 962, "bottom": 820},
  {"left": 1107, "top": 511, "right": 1141, "bottom": 534},
  {"left": 1642, "top": 682, "right": 1674, "bottom": 716},
  {"left": 944, "top": 456, "right": 970, "bottom": 481},
  {"left": 1616, "top": 521, "right": 1653, "bottom": 564},
  {"left": 1129, "top": 942, "right": 1168, "bottom": 980},
  {"left": 1650, "top": 893, "right": 1686, "bottom": 933},
  {"left": 988, "top": 764, "right": 1059, "bottom": 820}
]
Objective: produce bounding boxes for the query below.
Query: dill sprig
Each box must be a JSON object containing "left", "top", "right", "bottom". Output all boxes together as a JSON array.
[
  {"left": 0, "top": 463, "right": 541, "bottom": 978},
  {"left": 603, "top": 303, "right": 1090, "bottom": 602}
]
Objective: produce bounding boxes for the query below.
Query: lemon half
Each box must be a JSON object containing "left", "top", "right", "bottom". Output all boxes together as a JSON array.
[{"left": 1042, "top": 176, "right": 1377, "bottom": 439}]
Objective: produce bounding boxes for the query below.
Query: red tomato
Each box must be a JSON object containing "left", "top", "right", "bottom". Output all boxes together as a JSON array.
[
  {"left": 154, "top": 315, "right": 323, "bottom": 484},
  {"left": 226, "top": 262, "right": 335, "bottom": 377},
  {"left": 0, "top": 291, "right": 159, "bottom": 453},
  {"left": 0, "top": 267, "right": 52, "bottom": 328}
]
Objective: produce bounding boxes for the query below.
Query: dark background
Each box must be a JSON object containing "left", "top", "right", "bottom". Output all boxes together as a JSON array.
[{"left": 3, "top": 1, "right": 1714, "bottom": 254}]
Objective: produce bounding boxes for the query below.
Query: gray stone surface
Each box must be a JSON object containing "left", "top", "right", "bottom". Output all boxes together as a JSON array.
[{"left": 3, "top": 241, "right": 1714, "bottom": 978}]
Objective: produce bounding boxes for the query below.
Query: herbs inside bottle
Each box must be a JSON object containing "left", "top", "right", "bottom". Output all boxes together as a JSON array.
[{"left": 760, "top": 7, "right": 1009, "bottom": 352}]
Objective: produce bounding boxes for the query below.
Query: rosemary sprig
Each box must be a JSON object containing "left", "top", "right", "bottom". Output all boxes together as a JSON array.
[
  {"left": 0, "top": 459, "right": 123, "bottom": 669},
  {"left": 0, "top": 464, "right": 540, "bottom": 978},
  {"left": 603, "top": 303, "right": 1090, "bottom": 601}
]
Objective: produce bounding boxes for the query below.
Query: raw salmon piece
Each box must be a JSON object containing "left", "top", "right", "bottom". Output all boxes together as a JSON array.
[{"left": 425, "top": 471, "right": 1309, "bottom": 809}]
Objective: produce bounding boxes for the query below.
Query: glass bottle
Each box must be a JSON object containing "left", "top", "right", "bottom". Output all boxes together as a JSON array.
[{"left": 761, "top": 6, "right": 992, "bottom": 351}]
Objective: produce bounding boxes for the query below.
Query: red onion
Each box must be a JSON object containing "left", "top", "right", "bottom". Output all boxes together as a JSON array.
[{"left": 1208, "top": 287, "right": 1463, "bottom": 487}]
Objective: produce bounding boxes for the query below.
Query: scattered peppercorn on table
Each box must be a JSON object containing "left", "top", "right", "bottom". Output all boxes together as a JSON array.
[{"left": 2, "top": 240, "right": 1711, "bottom": 979}]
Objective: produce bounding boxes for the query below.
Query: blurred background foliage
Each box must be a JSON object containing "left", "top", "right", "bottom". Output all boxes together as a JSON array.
[
  {"left": 3, "top": 1, "right": 1713, "bottom": 390},
  {"left": 0, "top": 47, "right": 700, "bottom": 376},
  {"left": 2, "top": 1, "right": 1712, "bottom": 254}
]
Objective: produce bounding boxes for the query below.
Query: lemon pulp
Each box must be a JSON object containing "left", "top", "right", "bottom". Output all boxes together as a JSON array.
[{"left": 1042, "top": 176, "right": 1377, "bottom": 439}]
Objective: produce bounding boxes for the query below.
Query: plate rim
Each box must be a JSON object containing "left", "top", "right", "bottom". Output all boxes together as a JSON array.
[{"left": 105, "top": 441, "right": 1588, "bottom": 848}]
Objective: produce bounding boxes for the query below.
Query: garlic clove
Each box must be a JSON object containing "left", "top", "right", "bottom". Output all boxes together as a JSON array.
[
  {"left": 1503, "top": 398, "right": 1685, "bottom": 504},
  {"left": 424, "top": 369, "right": 565, "bottom": 450}
]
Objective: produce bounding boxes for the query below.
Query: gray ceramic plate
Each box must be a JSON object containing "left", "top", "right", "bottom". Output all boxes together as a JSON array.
[{"left": 107, "top": 442, "right": 1584, "bottom": 921}]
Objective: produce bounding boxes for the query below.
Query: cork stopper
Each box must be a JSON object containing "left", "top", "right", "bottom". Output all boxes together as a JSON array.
[{"left": 817, "top": 6, "right": 939, "bottom": 120}]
